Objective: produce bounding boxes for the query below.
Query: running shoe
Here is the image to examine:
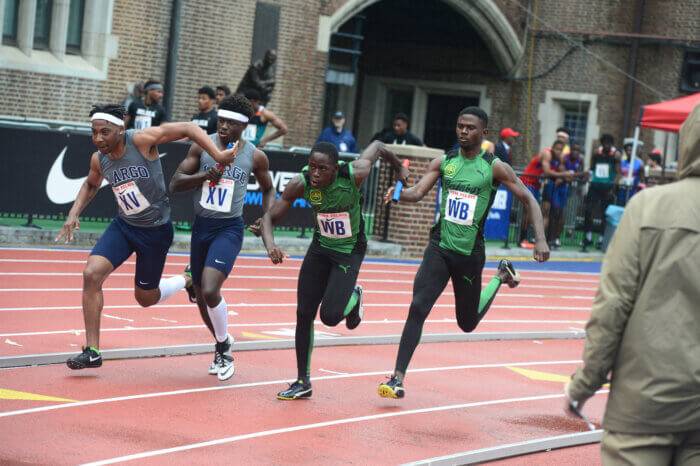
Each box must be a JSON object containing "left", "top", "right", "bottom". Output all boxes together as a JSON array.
[
  {"left": 345, "top": 285, "right": 364, "bottom": 330},
  {"left": 498, "top": 259, "right": 521, "bottom": 288},
  {"left": 519, "top": 240, "right": 535, "bottom": 249},
  {"left": 378, "top": 375, "right": 405, "bottom": 399},
  {"left": 184, "top": 265, "right": 197, "bottom": 303},
  {"left": 216, "top": 334, "right": 235, "bottom": 381},
  {"left": 66, "top": 346, "right": 102, "bottom": 370},
  {"left": 277, "top": 380, "right": 312, "bottom": 400}
]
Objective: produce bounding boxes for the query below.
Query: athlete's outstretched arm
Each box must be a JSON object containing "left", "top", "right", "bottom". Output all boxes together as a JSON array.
[
  {"left": 257, "top": 109, "right": 287, "bottom": 148},
  {"left": 352, "top": 141, "right": 409, "bottom": 188},
  {"left": 493, "top": 161, "right": 550, "bottom": 262},
  {"left": 260, "top": 175, "right": 304, "bottom": 263},
  {"left": 168, "top": 143, "right": 222, "bottom": 194},
  {"left": 132, "top": 122, "right": 236, "bottom": 164},
  {"left": 246, "top": 149, "right": 277, "bottom": 236},
  {"left": 383, "top": 155, "right": 441, "bottom": 204},
  {"left": 56, "top": 153, "right": 103, "bottom": 244}
]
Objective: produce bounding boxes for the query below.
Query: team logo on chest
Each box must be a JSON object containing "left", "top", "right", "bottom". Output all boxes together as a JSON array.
[
  {"left": 445, "top": 164, "right": 457, "bottom": 177},
  {"left": 309, "top": 190, "right": 322, "bottom": 204}
]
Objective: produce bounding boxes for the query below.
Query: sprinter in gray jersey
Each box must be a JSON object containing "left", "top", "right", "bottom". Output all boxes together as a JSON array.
[
  {"left": 170, "top": 94, "right": 275, "bottom": 380},
  {"left": 56, "top": 104, "right": 237, "bottom": 370}
]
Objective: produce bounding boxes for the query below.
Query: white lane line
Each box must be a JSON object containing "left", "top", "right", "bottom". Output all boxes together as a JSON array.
[
  {"left": 318, "top": 368, "right": 348, "bottom": 375},
  {"left": 0, "top": 287, "right": 594, "bottom": 300},
  {"left": 81, "top": 390, "right": 609, "bottom": 466},
  {"left": 102, "top": 314, "right": 134, "bottom": 322},
  {"left": 152, "top": 317, "right": 178, "bottom": 323},
  {"left": 0, "top": 303, "right": 593, "bottom": 313},
  {"left": 0, "top": 359, "right": 584, "bottom": 419},
  {"left": 0, "top": 318, "right": 589, "bottom": 338},
  {"left": 0, "top": 272, "right": 598, "bottom": 290}
]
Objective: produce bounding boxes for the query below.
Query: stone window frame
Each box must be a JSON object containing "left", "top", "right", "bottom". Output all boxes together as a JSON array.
[
  {"left": 538, "top": 90, "right": 600, "bottom": 169},
  {"left": 358, "top": 76, "right": 492, "bottom": 146},
  {"left": 0, "top": 0, "right": 118, "bottom": 80}
]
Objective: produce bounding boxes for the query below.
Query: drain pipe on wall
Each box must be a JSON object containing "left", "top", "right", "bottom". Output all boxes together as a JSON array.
[
  {"left": 164, "top": 0, "right": 184, "bottom": 119},
  {"left": 622, "top": 0, "right": 644, "bottom": 138}
]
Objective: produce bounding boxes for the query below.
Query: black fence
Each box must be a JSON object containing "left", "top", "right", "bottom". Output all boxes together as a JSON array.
[{"left": 506, "top": 174, "right": 638, "bottom": 248}]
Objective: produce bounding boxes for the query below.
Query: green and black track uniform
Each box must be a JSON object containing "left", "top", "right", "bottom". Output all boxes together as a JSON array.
[
  {"left": 295, "top": 161, "right": 366, "bottom": 381},
  {"left": 395, "top": 149, "right": 505, "bottom": 375}
]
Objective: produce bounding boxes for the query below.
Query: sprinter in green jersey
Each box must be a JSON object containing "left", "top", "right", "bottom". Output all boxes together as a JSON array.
[
  {"left": 378, "top": 107, "right": 549, "bottom": 399},
  {"left": 258, "top": 141, "right": 409, "bottom": 400}
]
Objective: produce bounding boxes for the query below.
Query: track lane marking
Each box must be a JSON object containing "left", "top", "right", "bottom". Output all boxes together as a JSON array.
[
  {"left": 0, "top": 359, "right": 585, "bottom": 419},
  {"left": 81, "top": 390, "right": 609, "bottom": 466}
]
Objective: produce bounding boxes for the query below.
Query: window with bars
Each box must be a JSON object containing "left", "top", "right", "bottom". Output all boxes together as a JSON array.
[
  {"left": 563, "top": 106, "right": 589, "bottom": 146},
  {"left": 66, "top": 0, "right": 84, "bottom": 53},
  {"left": 2, "top": 0, "right": 19, "bottom": 45}
]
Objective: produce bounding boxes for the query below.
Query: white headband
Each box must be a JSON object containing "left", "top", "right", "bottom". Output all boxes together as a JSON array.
[
  {"left": 91, "top": 112, "right": 124, "bottom": 127},
  {"left": 217, "top": 109, "right": 249, "bottom": 123}
]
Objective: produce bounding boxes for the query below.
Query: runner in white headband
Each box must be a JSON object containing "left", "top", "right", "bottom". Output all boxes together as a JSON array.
[
  {"left": 91, "top": 112, "right": 125, "bottom": 127},
  {"left": 218, "top": 109, "right": 249, "bottom": 123}
]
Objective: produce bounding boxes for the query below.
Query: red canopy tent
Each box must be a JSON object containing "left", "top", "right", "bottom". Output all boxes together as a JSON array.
[
  {"left": 625, "top": 92, "right": 700, "bottom": 183},
  {"left": 637, "top": 92, "right": 700, "bottom": 132}
]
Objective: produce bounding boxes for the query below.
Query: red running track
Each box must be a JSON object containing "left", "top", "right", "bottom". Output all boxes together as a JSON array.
[
  {"left": 0, "top": 248, "right": 605, "bottom": 464},
  {"left": 0, "top": 248, "right": 596, "bottom": 357}
]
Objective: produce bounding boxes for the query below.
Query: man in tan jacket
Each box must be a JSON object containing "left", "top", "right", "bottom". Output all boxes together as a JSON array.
[{"left": 565, "top": 103, "right": 700, "bottom": 465}]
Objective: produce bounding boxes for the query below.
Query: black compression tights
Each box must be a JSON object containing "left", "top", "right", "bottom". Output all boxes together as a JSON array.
[{"left": 394, "top": 243, "right": 502, "bottom": 378}]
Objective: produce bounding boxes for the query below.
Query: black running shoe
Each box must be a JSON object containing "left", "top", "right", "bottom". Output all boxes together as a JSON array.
[
  {"left": 497, "top": 259, "right": 521, "bottom": 289},
  {"left": 378, "top": 376, "right": 405, "bottom": 399},
  {"left": 184, "top": 265, "right": 197, "bottom": 303},
  {"left": 345, "top": 285, "right": 364, "bottom": 330},
  {"left": 66, "top": 346, "right": 102, "bottom": 370},
  {"left": 277, "top": 380, "right": 312, "bottom": 400}
]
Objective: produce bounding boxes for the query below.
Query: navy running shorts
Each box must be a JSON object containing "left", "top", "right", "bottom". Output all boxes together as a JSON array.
[
  {"left": 189, "top": 215, "right": 244, "bottom": 287},
  {"left": 90, "top": 216, "right": 174, "bottom": 290},
  {"left": 525, "top": 184, "right": 541, "bottom": 203}
]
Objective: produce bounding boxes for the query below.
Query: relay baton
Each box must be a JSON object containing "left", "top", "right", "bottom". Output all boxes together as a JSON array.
[
  {"left": 210, "top": 142, "right": 235, "bottom": 187},
  {"left": 391, "top": 159, "right": 411, "bottom": 203},
  {"left": 570, "top": 400, "right": 596, "bottom": 431}
]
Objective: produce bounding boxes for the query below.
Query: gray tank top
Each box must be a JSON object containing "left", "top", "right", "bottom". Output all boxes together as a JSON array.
[
  {"left": 193, "top": 135, "right": 255, "bottom": 219},
  {"left": 98, "top": 130, "right": 170, "bottom": 227}
]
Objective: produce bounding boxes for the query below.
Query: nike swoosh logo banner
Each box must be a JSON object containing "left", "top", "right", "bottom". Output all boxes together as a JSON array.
[{"left": 1, "top": 127, "right": 357, "bottom": 229}]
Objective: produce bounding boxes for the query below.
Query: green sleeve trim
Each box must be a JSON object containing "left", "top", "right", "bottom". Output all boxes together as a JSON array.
[{"left": 300, "top": 166, "right": 308, "bottom": 188}]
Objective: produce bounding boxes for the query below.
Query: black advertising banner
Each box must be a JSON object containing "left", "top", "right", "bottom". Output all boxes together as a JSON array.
[{"left": 0, "top": 127, "right": 322, "bottom": 227}]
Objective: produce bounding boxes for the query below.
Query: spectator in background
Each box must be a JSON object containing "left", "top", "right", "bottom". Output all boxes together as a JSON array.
[
  {"left": 374, "top": 113, "right": 424, "bottom": 146},
  {"left": 215, "top": 85, "right": 231, "bottom": 105},
  {"left": 550, "top": 141, "right": 587, "bottom": 248},
  {"left": 242, "top": 89, "right": 287, "bottom": 148},
  {"left": 582, "top": 134, "right": 622, "bottom": 251},
  {"left": 648, "top": 148, "right": 663, "bottom": 169},
  {"left": 644, "top": 149, "right": 663, "bottom": 187},
  {"left": 519, "top": 140, "right": 572, "bottom": 248},
  {"left": 556, "top": 126, "right": 571, "bottom": 156},
  {"left": 565, "top": 103, "right": 700, "bottom": 466},
  {"left": 122, "top": 82, "right": 144, "bottom": 113},
  {"left": 316, "top": 111, "right": 357, "bottom": 153},
  {"left": 125, "top": 79, "right": 167, "bottom": 130},
  {"left": 494, "top": 127, "right": 519, "bottom": 165},
  {"left": 191, "top": 86, "right": 218, "bottom": 135},
  {"left": 618, "top": 139, "right": 646, "bottom": 204}
]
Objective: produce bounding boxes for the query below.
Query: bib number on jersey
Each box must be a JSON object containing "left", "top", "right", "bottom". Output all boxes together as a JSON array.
[
  {"left": 444, "top": 190, "right": 477, "bottom": 226},
  {"left": 317, "top": 212, "right": 351, "bottom": 239},
  {"left": 113, "top": 181, "right": 151, "bottom": 215},
  {"left": 199, "top": 179, "right": 234, "bottom": 213},
  {"left": 242, "top": 124, "right": 258, "bottom": 141},
  {"left": 595, "top": 163, "right": 610, "bottom": 179}
]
